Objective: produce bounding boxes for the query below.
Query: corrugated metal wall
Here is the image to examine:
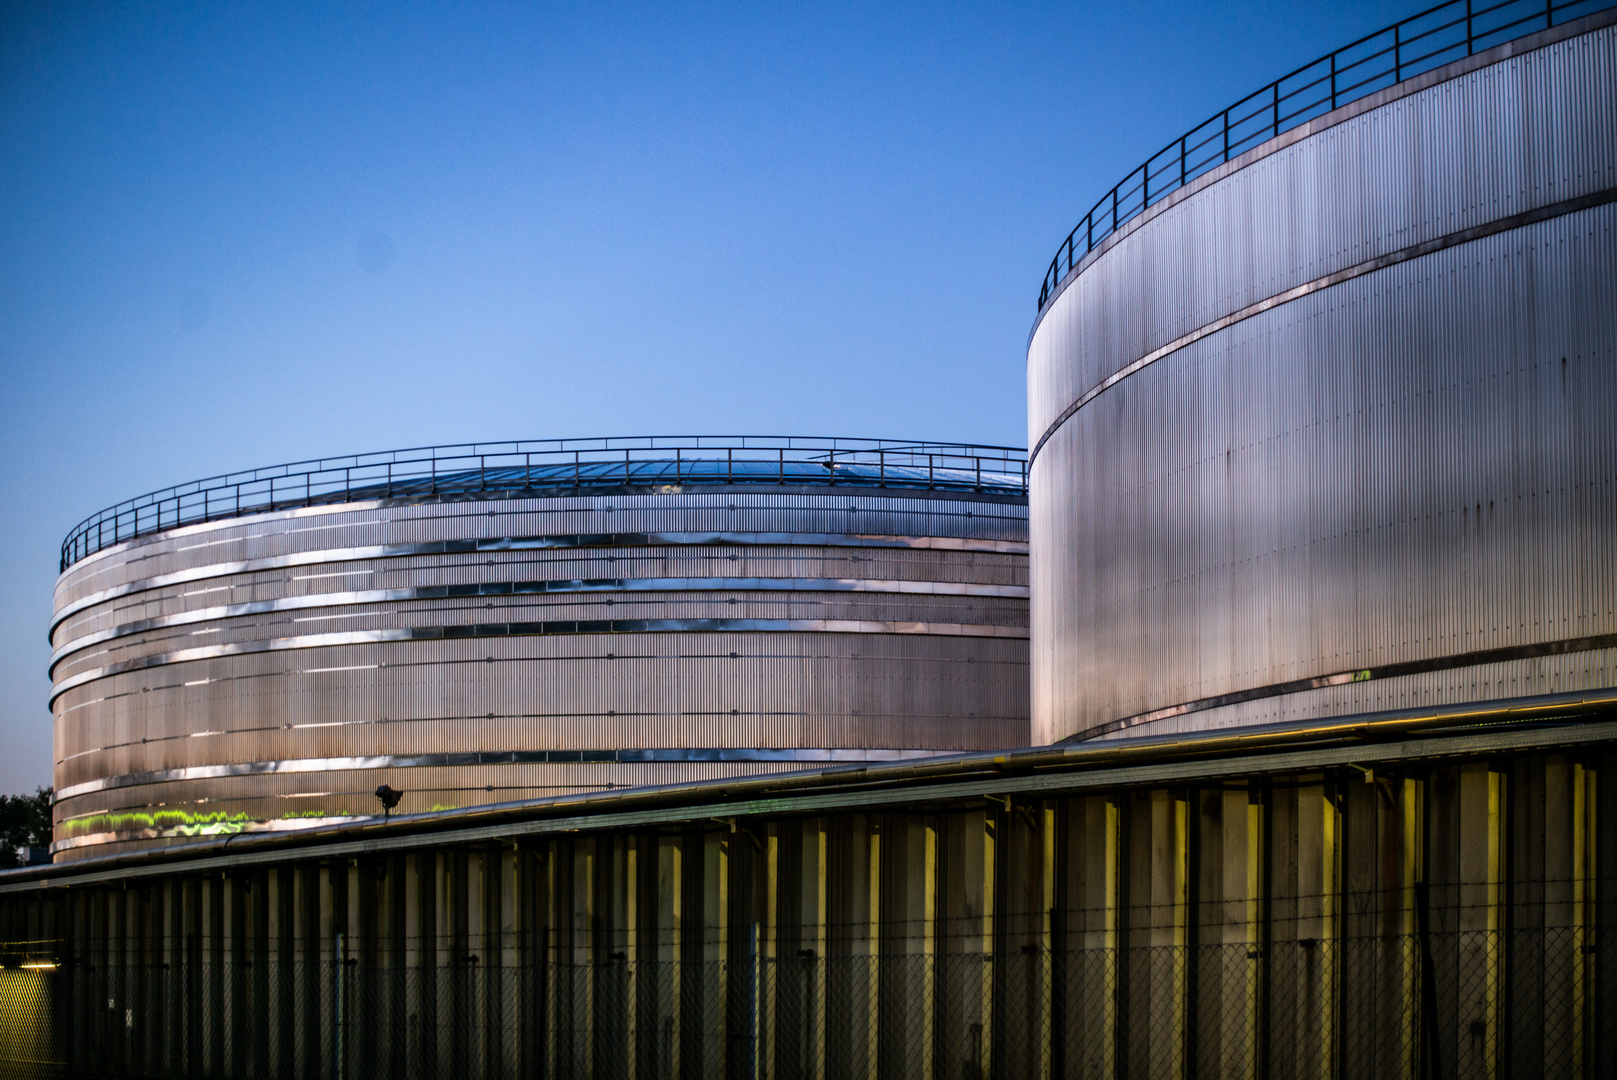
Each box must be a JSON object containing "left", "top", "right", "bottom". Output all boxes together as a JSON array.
[
  {"left": 1027, "top": 21, "right": 1617, "bottom": 744},
  {"left": 51, "top": 487, "right": 1029, "bottom": 859},
  {"left": 7, "top": 736, "right": 1614, "bottom": 1079}
]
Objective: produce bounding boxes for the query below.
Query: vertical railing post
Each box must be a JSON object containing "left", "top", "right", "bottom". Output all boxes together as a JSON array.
[
  {"left": 1223, "top": 108, "right": 1231, "bottom": 161},
  {"left": 1180, "top": 135, "right": 1187, "bottom": 189},
  {"left": 1466, "top": 0, "right": 1475, "bottom": 54},
  {"left": 1394, "top": 22, "right": 1402, "bottom": 82},
  {"left": 1330, "top": 53, "right": 1338, "bottom": 109},
  {"left": 1272, "top": 81, "right": 1280, "bottom": 138}
]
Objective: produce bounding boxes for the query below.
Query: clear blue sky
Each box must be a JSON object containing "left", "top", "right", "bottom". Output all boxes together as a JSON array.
[{"left": 0, "top": 0, "right": 1408, "bottom": 793}]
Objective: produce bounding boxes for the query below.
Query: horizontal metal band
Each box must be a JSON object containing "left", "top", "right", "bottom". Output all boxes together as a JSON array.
[
  {"left": 52, "top": 817, "right": 365, "bottom": 853},
  {"left": 52, "top": 530, "right": 1029, "bottom": 635},
  {"left": 49, "top": 617, "right": 1030, "bottom": 705},
  {"left": 1029, "top": 187, "right": 1617, "bottom": 466},
  {"left": 51, "top": 576, "right": 1030, "bottom": 670},
  {"left": 1063, "top": 631, "right": 1617, "bottom": 742},
  {"left": 61, "top": 705, "right": 1027, "bottom": 765},
  {"left": 55, "top": 747, "right": 952, "bottom": 800}
]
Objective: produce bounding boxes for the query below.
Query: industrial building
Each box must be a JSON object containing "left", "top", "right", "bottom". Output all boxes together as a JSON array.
[
  {"left": 3, "top": 702, "right": 1615, "bottom": 1080},
  {"left": 3, "top": 3, "right": 1616, "bottom": 1078},
  {"left": 48, "top": 437, "right": 1030, "bottom": 858}
]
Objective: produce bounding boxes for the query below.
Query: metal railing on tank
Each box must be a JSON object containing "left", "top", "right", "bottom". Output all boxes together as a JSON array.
[
  {"left": 59, "top": 436, "right": 1029, "bottom": 570},
  {"left": 1035, "top": 0, "right": 1615, "bottom": 312}
]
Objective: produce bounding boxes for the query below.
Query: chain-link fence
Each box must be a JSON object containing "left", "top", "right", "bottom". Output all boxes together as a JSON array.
[{"left": 2, "top": 927, "right": 1606, "bottom": 1080}]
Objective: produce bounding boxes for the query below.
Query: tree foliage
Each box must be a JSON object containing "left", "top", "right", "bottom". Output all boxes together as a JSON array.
[{"left": 0, "top": 787, "right": 52, "bottom": 867}]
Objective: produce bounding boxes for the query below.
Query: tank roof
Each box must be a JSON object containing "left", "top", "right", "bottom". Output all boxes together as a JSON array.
[{"left": 61, "top": 436, "right": 1027, "bottom": 570}]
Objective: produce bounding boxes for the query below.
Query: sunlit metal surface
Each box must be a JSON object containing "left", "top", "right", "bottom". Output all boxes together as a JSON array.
[
  {"left": 49, "top": 528, "right": 1028, "bottom": 630},
  {"left": 52, "top": 454, "right": 1030, "bottom": 859},
  {"left": 1028, "top": 18, "right": 1617, "bottom": 743},
  {"left": 50, "top": 576, "right": 1030, "bottom": 670}
]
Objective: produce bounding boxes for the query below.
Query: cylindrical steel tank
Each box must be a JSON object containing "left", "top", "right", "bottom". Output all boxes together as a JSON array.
[
  {"left": 1028, "top": 15, "right": 1617, "bottom": 744},
  {"left": 50, "top": 438, "right": 1029, "bottom": 858}
]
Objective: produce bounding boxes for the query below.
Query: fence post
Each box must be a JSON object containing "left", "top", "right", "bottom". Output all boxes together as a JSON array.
[
  {"left": 1415, "top": 882, "right": 1442, "bottom": 1080},
  {"left": 335, "top": 932, "right": 346, "bottom": 1080},
  {"left": 752, "top": 922, "right": 761, "bottom": 1080},
  {"left": 1114, "top": 795, "right": 1130, "bottom": 1080}
]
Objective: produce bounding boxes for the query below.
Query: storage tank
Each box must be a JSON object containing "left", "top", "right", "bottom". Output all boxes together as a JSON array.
[
  {"left": 50, "top": 437, "right": 1029, "bottom": 857},
  {"left": 1027, "top": 12, "right": 1617, "bottom": 743}
]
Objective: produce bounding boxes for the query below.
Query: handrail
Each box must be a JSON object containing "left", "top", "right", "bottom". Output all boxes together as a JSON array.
[
  {"left": 1035, "top": 0, "right": 1614, "bottom": 312},
  {"left": 60, "top": 436, "right": 1029, "bottom": 570}
]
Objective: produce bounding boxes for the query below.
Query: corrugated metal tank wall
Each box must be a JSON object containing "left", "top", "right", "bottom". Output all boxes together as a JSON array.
[
  {"left": 51, "top": 485, "right": 1029, "bottom": 859},
  {"left": 1026, "top": 20, "right": 1617, "bottom": 744}
]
